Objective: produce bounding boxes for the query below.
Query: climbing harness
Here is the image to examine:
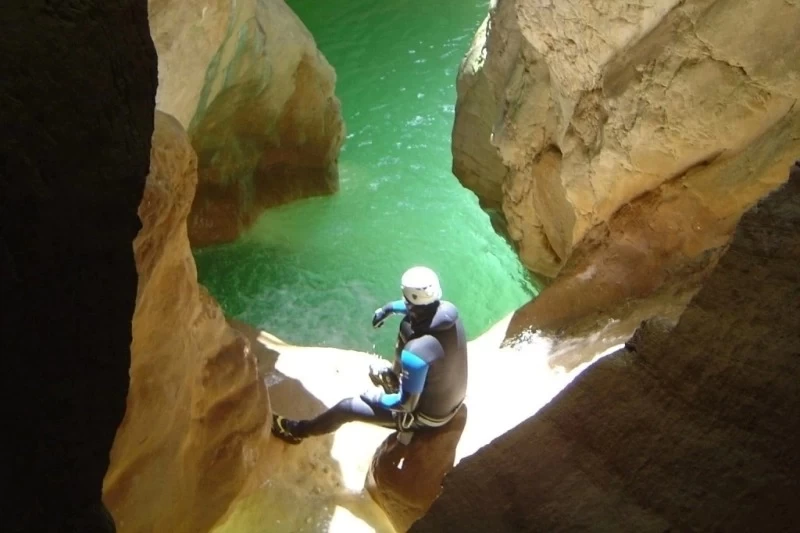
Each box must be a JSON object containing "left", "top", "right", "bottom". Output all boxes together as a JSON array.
[{"left": 395, "top": 402, "right": 463, "bottom": 446}]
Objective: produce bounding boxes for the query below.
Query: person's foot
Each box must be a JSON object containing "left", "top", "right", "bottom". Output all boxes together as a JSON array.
[{"left": 271, "top": 414, "right": 303, "bottom": 445}]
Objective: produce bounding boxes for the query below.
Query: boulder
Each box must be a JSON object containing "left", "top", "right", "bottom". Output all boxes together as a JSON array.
[
  {"left": 454, "top": 0, "right": 800, "bottom": 286},
  {"left": 149, "top": 0, "right": 345, "bottom": 245},
  {"left": 102, "top": 112, "right": 273, "bottom": 533},
  {"left": 366, "top": 407, "right": 468, "bottom": 532}
]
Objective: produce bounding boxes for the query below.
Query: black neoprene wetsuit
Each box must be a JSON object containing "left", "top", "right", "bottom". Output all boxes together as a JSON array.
[{"left": 290, "top": 300, "right": 468, "bottom": 437}]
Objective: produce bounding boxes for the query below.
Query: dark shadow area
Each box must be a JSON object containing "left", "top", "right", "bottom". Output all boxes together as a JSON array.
[{"left": 1, "top": 1, "right": 156, "bottom": 531}]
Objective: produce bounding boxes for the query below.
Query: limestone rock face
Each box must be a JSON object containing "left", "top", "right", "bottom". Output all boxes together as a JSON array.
[
  {"left": 454, "top": 0, "right": 800, "bottom": 280},
  {"left": 149, "top": 0, "right": 345, "bottom": 246},
  {"left": 0, "top": 1, "right": 156, "bottom": 530},
  {"left": 504, "top": 106, "right": 800, "bottom": 339},
  {"left": 412, "top": 164, "right": 800, "bottom": 532},
  {"left": 103, "top": 112, "right": 273, "bottom": 533},
  {"left": 366, "top": 407, "right": 468, "bottom": 532}
]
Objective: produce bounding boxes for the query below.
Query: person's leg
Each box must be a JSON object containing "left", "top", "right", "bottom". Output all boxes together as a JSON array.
[{"left": 272, "top": 396, "right": 394, "bottom": 444}]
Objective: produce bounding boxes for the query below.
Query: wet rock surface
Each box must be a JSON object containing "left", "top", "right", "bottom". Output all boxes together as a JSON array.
[{"left": 366, "top": 407, "right": 468, "bottom": 532}]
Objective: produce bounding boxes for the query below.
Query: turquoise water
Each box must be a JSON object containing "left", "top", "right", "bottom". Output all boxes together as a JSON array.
[{"left": 194, "top": 0, "right": 538, "bottom": 357}]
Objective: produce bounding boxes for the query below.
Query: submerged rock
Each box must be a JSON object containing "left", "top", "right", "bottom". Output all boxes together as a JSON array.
[
  {"left": 454, "top": 0, "right": 799, "bottom": 300},
  {"left": 149, "top": 0, "right": 345, "bottom": 246}
]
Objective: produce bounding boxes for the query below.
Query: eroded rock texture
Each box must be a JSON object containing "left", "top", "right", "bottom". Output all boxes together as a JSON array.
[
  {"left": 504, "top": 106, "right": 799, "bottom": 340},
  {"left": 102, "top": 112, "right": 272, "bottom": 533},
  {"left": 0, "top": 1, "right": 156, "bottom": 530},
  {"left": 455, "top": 0, "right": 799, "bottom": 285},
  {"left": 412, "top": 163, "right": 800, "bottom": 532},
  {"left": 149, "top": 0, "right": 345, "bottom": 246}
]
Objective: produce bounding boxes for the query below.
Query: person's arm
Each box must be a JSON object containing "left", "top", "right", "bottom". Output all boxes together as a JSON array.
[
  {"left": 372, "top": 300, "right": 407, "bottom": 328},
  {"left": 379, "top": 337, "right": 443, "bottom": 412}
]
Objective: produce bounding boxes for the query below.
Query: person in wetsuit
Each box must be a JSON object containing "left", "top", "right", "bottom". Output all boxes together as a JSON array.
[{"left": 271, "top": 266, "right": 468, "bottom": 444}]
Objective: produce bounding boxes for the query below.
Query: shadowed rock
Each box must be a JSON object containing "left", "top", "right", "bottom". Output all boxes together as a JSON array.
[
  {"left": 366, "top": 406, "right": 468, "bottom": 532},
  {"left": 0, "top": 1, "right": 156, "bottom": 530},
  {"left": 412, "top": 161, "right": 800, "bottom": 532}
]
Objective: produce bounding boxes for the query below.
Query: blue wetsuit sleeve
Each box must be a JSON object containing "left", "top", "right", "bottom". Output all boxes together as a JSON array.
[
  {"left": 388, "top": 300, "right": 407, "bottom": 314},
  {"left": 380, "top": 349, "right": 430, "bottom": 410},
  {"left": 379, "top": 392, "right": 402, "bottom": 409}
]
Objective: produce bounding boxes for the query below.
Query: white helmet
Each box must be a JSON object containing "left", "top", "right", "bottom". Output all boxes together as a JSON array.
[{"left": 401, "top": 266, "right": 442, "bottom": 306}]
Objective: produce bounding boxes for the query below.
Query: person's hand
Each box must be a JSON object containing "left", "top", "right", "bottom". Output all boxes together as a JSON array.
[
  {"left": 369, "top": 360, "right": 392, "bottom": 381},
  {"left": 369, "top": 360, "right": 400, "bottom": 393},
  {"left": 372, "top": 306, "right": 389, "bottom": 328}
]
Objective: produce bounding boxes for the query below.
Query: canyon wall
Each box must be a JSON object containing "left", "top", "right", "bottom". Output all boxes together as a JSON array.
[
  {"left": 454, "top": 0, "right": 799, "bottom": 299},
  {"left": 413, "top": 162, "right": 800, "bottom": 531},
  {"left": 0, "top": 1, "right": 156, "bottom": 530},
  {"left": 149, "top": 0, "right": 345, "bottom": 246},
  {"left": 102, "top": 112, "right": 273, "bottom": 533}
]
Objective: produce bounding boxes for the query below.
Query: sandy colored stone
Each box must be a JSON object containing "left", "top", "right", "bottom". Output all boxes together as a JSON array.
[
  {"left": 454, "top": 0, "right": 800, "bottom": 281},
  {"left": 102, "top": 112, "right": 273, "bottom": 533},
  {"left": 503, "top": 107, "right": 799, "bottom": 342},
  {"left": 149, "top": 0, "right": 345, "bottom": 246},
  {"left": 412, "top": 164, "right": 800, "bottom": 532},
  {"left": 212, "top": 322, "right": 397, "bottom": 533},
  {"left": 365, "top": 407, "right": 468, "bottom": 532}
]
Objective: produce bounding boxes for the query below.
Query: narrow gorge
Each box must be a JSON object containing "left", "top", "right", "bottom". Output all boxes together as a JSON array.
[{"left": 2, "top": 1, "right": 798, "bottom": 533}]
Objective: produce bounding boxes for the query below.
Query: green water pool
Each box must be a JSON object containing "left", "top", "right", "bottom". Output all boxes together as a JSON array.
[{"left": 194, "top": 0, "right": 538, "bottom": 357}]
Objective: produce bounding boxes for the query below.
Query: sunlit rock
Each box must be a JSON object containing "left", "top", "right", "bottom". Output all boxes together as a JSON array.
[
  {"left": 149, "top": 0, "right": 345, "bottom": 246},
  {"left": 200, "top": 311, "right": 623, "bottom": 533},
  {"left": 102, "top": 112, "right": 273, "bottom": 533},
  {"left": 215, "top": 323, "right": 398, "bottom": 533},
  {"left": 231, "top": 313, "right": 629, "bottom": 532},
  {"left": 454, "top": 0, "right": 799, "bottom": 294}
]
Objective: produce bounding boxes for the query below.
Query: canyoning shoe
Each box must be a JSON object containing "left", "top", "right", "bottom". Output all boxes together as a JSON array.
[{"left": 271, "top": 415, "right": 303, "bottom": 445}]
